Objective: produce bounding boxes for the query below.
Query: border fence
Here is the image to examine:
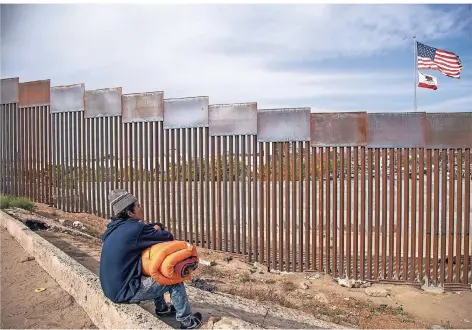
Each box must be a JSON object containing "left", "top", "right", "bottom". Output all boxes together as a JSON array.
[{"left": 1, "top": 77, "right": 471, "bottom": 289}]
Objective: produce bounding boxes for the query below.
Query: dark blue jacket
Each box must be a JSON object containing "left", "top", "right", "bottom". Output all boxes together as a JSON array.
[{"left": 99, "top": 219, "right": 173, "bottom": 303}]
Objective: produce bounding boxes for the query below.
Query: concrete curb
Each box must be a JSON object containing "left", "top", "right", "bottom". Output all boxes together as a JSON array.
[{"left": 1, "top": 210, "right": 171, "bottom": 329}]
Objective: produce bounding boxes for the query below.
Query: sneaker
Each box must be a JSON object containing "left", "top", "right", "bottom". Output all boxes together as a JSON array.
[
  {"left": 155, "top": 303, "right": 176, "bottom": 316},
  {"left": 180, "top": 312, "right": 202, "bottom": 329}
]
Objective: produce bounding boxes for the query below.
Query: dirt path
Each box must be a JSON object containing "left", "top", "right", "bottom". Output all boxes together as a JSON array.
[
  {"left": 0, "top": 228, "right": 96, "bottom": 329},
  {"left": 13, "top": 204, "right": 472, "bottom": 329}
]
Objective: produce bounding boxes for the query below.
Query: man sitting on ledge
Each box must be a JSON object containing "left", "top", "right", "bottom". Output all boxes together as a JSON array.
[{"left": 99, "top": 189, "right": 202, "bottom": 329}]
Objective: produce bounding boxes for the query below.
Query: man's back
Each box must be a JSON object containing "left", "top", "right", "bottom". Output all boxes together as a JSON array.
[{"left": 99, "top": 219, "right": 173, "bottom": 303}]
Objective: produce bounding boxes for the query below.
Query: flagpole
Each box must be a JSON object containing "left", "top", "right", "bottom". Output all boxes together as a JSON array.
[{"left": 414, "top": 36, "right": 417, "bottom": 112}]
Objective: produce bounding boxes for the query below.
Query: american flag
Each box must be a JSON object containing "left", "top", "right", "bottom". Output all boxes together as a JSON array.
[{"left": 417, "top": 42, "right": 462, "bottom": 78}]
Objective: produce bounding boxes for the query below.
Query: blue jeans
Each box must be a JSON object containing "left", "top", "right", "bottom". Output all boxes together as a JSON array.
[{"left": 129, "top": 276, "right": 191, "bottom": 322}]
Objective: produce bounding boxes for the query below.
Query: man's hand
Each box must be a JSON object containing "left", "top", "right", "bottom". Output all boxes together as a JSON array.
[{"left": 153, "top": 222, "right": 165, "bottom": 231}]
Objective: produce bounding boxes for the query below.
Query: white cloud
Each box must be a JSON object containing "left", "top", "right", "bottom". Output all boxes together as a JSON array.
[
  {"left": 413, "top": 95, "right": 472, "bottom": 113},
  {"left": 1, "top": 4, "right": 469, "bottom": 111}
]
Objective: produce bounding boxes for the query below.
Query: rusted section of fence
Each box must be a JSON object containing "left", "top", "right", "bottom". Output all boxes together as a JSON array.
[
  {"left": 310, "top": 112, "right": 367, "bottom": 147},
  {"left": 367, "top": 112, "right": 427, "bottom": 147},
  {"left": 1, "top": 77, "right": 471, "bottom": 287},
  {"left": 19, "top": 80, "right": 50, "bottom": 107},
  {"left": 426, "top": 113, "right": 472, "bottom": 148}
]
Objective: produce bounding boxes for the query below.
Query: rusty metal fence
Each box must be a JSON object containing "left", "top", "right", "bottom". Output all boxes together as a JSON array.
[{"left": 1, "top": 77, "right": 471, "bottom": 288}]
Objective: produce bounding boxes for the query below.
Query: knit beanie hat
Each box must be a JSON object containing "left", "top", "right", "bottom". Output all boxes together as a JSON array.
[{"left": 109, "top": 189, "right": 137, "bottom": 217}]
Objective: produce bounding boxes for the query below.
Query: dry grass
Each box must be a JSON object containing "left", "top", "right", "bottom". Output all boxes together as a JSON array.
[
  {"left": 84, "top": 226, "right": 102, "bottom": 238},
  {"left": 239, "top": 272, "right": 252, "bottom": 283},
  {"left": 281, "top": 281, "right": 297, "bottom": 291},
  {"left": 299, "top": 296, "right": 416, "bottom": 328},
  {"left": 226, "top": 285, "right": 294, "bottom": 309},
  {"left": 198, "top": 265, "right": 224, "bottom": 278}
]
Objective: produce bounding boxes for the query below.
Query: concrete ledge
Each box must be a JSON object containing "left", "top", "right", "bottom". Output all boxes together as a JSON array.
[{"left": 1, "top": 210, "right": 171, "bottom": 329}]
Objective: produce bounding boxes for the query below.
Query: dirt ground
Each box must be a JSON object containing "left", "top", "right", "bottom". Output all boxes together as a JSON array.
[
  {"left": 193, "top": 250, "right": 472, "bottom": 329},
  {"left": 26, "top": 203, "right": 472, "bottom": 328},
  {"left": 0, "top": 227, "right": 96, "bottom": 329}
]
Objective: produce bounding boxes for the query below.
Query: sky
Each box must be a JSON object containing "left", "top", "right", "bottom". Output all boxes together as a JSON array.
[{"left": 1, "top": 4, "right": 471, "bottom": 113}]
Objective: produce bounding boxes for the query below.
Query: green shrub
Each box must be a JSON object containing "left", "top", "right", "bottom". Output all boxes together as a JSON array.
[
  {"left": 0, "top": 195, "right": 13, "bottom": 209},
  {"left": 10, "top": 197, "right": 35, "bottom": 211},
  {"left": 0, "top": 196, "right": 35, "bottom": 211}
]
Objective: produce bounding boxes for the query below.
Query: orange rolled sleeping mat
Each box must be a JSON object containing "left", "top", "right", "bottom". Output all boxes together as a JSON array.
[{"left": 141, "top": 241, "right": 199, "bottom": 285}]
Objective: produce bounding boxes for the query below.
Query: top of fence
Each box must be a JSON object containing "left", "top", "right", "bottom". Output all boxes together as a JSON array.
[
  {"left": 367, "top": 112, "right": 427, "bottom": 148},
  {"left": 258, "top": 108, "right": 311, "bottom": 142},
  {"left": 0, "top": 77, "right": 19, "bottom": 104},
  {"left": 51, "top": 83, "right": 85, "bottom": 113},
  {"left": 311, "top": 112, "right": 367, "bottom": 147},
  {"left": 163, "top": 96, "right": 209, "bottom": 129},
  {"left": 122, "top": 91, "right": 164, "bottom": 123},
  {"left": 209, "top": 102, "right": 258, "bottom": 136},
  {"left": 426, "top": 112, "right": 472, "bottom": 148},
  {"left": 1, "top": 77, "right": 471, "bottom": 148},
  {"left": 19, "top": 79, "right": 50, "bottom": 107},
  {"left": 85, "top": 87, "right": 122, "bottom": 118}
]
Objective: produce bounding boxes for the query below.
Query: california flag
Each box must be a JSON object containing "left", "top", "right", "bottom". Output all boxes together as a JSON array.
[{"left": 418, "top": 71, "right": 438, "bottom": 90}]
